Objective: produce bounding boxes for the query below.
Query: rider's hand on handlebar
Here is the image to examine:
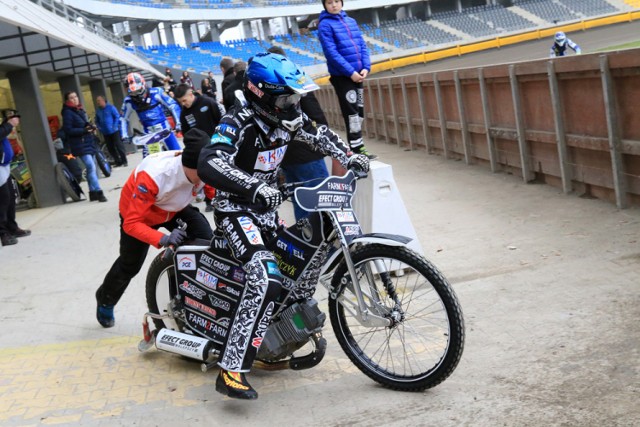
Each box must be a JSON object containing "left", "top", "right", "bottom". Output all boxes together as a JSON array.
[
  {"left": 256, "top": 184, "right": 283, "bottom": 210},
  {"left": 347, "top": 154, "right": 370, "bottom": 173},
  {"left": 159, "top": 228, "right": 187, "bottom": 247}
]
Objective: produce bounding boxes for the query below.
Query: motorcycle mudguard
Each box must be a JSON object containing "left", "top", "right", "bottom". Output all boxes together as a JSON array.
[{"left": 320, "top": 233, "right": 413, "bottom": 275}]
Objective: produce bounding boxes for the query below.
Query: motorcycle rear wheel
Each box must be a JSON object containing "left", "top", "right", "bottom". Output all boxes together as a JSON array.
[
  {"left": 328, "top": 244, "right": 465, "bottom": 391},
  {"left": 145, "top": 252, "right": 185, "bottom": 332}
]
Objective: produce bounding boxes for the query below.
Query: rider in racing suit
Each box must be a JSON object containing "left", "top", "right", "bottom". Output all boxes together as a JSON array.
[
  {"left": 121, "top": 72, "right": 182, "bottom": 156},
  {"left": 550, "top": 31, "right": 581, "bottom": 57},
  {"left": 197, "top": 52, "right": 370, "bottom": 400}
]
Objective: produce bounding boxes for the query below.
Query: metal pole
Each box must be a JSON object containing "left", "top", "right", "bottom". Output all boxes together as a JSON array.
[
  {"left": 434, "top": 73, "right": 449, "bottom": 159},
  {"left": 509, "top": 64, "right": 534, "bottom": 182},
  {"left": 478, "top": 68, "right": 498, "bottom": 172},
  {"left": 388, "top": 79, "right": 401, "bottom": 146},
  {"left": 600, "top": 55, "right": 628, "bottom": 209},
  {"left": 377, "top": 79, "right": 390, "bottom": 144},
  {"left": 454, "top": 70, "right": 472, "bottom": 164},
  {"left": 401, "top": 76, "right": 415, "bottom": 150},
  {"left": 415, "top": 74, "right": 433, "bottom": 152},
  {"left": 547, "top": 60, "right": 572, "bottom": 194}
]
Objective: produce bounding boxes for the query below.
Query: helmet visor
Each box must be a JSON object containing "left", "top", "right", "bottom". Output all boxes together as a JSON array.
[{"left": 274, "top": 93, "right": 301, "bottom": 110}]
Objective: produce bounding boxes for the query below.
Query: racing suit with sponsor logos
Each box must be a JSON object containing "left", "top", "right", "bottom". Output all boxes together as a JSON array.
[
  {"left": 120, "top": 86, "right": 182, "bottom": 152},
  {"left": 96, "top": 151, "right": 213, "bottom": 307},
  {"left": 197, "top": 102, "right": 353, "bottom": 372}
]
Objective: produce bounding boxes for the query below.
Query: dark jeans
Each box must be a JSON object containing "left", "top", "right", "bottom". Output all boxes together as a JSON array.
[
  {"left": 103, "top": 131, "right": 127, "bottom": 166},
  {"left": 96, "top": 205, "right": 213, "bottom": 306},
  {"left": 0, "top": 175, "right": 18, "bottom": 237},
  {"left": 329, "top": 75, "right": 365, "bottom": 149},
  {"left": 281, "top": 158, "right": 329, "bottom": 221}
]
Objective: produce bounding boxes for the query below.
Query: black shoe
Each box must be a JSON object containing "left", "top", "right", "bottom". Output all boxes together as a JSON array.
[
  {"left": 89, "top": 191, "right": 108, "bottom": 203},
  {"left": 205, "top": 204, "right": 213, "bottom": 212},
  {"left": 1, "top": 234, "right": 18, "bottom": 246},
  {"left": 11, "top": 228, "right": 31, "bottom": 238},
  {"left": 215, "top": 369, "right": 258, "bottom": 400}
]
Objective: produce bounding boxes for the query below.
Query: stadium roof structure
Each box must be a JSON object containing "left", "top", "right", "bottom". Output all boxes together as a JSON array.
[
  {"left": 0, "top": 0, "right": 161, "bottom": 80},
  {"left": 62, "top": 0, "right": 417, "bottom": 20}
]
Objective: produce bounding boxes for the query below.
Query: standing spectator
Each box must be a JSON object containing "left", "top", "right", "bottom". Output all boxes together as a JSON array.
[
  {"left": 94, "top": 129, "right": 214, "bottom": 328},
  {"left": 205, "top": 71, "right": 218, "bottom": 100},
  {"left": 318, "top": 0, "right": 377, "bottom": 159},
  {"left": 222, "top": 60, "right": 246, "bottom": 111},
  {"left": 550, "top": 31, "right": 582, "bottom": 57},
  {"left": 0, "top": 111, "right": 30, "bottom": 246},
  {"left": 267, "top": 46, "right": 331, "bottom": 221},
  {"left": 95, "top": 96, "right": 128, "bottom": 167},
  {"left": 174, "top": 83, "right": 225, "bottom": 212},
  {"left": 61, "top": 91, "right": 108, "bottom": 202},
  {"left": 180, "top": 71, "right": 195, "bottom": 89},
  {"left": 164, "top": 68, "right": 177, "bottom": 93},
  {"left": 219, "top": 57, "right": 235, "bottom": 96}
]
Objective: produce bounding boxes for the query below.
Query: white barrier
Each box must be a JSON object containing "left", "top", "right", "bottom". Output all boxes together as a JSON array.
[{"left": 352, "top": 161, "right": 424, "bottom": 256}]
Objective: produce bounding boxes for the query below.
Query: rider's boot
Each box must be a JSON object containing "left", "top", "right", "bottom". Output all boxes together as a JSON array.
[{"left": 215, "top": 369, "right": 258, "bottom": 400}]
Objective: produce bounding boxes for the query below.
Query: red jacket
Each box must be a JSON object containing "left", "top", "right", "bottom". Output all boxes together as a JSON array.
[{"left": 119, "top": 151, "right": 204, "bottom": 247}]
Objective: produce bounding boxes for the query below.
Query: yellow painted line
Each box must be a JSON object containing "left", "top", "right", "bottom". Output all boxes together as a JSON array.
[{"left": 0, "top": 336, "right": 357, "bottom": 423}]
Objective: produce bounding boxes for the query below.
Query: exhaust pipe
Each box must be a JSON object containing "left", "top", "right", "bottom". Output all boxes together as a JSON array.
[{"left": 154, "top": 328, "right": 217, "bottom": 362}]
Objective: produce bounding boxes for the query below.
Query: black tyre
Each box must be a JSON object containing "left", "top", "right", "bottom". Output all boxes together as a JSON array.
[
  {"left": 55, "top": 162, "right": 83, "bottom": 202},
  {"left": 95, "top": 150, "right": 111, "bottom": 177},
  {"left": 328, "top": 244, "right": 465, "bottom": 391},
  {"left": 145, "top": 252, "right": 185, "bottom": 332}
]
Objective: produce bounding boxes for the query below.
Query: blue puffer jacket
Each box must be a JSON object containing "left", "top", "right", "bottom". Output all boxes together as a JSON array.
[
  {"left": 318, "top": 10, "right": 371, "bottom": 78},
  {"left": 61, "top": 104, "right": 96, "bottom": 156},
  {"left": 95, "top": 102, "right": 120, "bottom": 136}
]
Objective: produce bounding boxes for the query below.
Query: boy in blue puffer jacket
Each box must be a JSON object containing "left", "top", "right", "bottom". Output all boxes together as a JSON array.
[{"left": 318, "top": 0, "right": 377, "bottom": 159}]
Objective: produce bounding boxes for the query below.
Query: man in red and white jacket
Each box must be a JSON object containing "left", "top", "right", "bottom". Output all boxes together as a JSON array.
[{"left": 95, "top": 129, "right": 214, "bottom": 328}]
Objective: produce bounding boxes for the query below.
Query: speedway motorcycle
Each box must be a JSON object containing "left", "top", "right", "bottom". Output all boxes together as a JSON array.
[{"left": 139, "top": 169, "right": 465, "bottom": 391}]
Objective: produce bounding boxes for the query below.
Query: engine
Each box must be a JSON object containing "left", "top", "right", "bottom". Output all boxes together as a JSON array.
[{"left": 256, "top": 298, "right": 326, "bottom": 361}]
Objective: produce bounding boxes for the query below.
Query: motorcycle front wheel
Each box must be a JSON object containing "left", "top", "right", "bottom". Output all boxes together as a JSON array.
[
  {"left": 328, "top": 244, "right": 465, "bottom": 391},
  {"left": 145, "top": 252, "right": 185, "bottom": 332}
]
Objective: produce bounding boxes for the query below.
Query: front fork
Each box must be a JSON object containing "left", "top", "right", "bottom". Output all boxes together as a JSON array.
[{"left": 338, "top": 243, "right": 404, "bottom": 328}]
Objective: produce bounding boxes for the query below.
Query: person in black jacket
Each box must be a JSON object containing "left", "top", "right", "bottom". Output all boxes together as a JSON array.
[
  {"left": 222, "top": 61, "right": 246, "bottom": 111},
  {"left": 268, "top": 46, "right": 331, "bottom": 220},
  {"left": 61, "top": 91, "right": 107, "bottom": 202},
  {"left": 219, "top": 57, "right": 235, "bottom": 96},
  {"left": 174, "top": 83, "right": 226, "bottom": 212}
]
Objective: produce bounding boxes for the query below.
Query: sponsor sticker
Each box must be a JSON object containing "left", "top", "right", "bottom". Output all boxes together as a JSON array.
[
  {"left": 254, "top": 146, "right": 287, "bottom": 172},
  {"left": 137, "top": 184, "right": 148, "bottom": 194},
  {"left": 187, "top": 312, "right": 228, "bottom": 337},
  {"left": 343, "top": 225, "right": 361, "bottom": 236},
  {"left": 209, "top": 295, "right": 231, "bottom": 311},
  {"left": 238, "top": 216, "right": 264, "bottom": 245},
  {"left": 276, "top": 239, "right": 305, "bottom": 261},
  {"left": 184, "top": 295, "right": 217, "bottom": 317},
  {"left": 177, "top": 254, "right": 196, "bottom": 270},
  {"left": 211, "top": 134, "right": 232, "bottom": 145},
  {"left": 336, "top": 211, "right": 355, "bottom": 223},
  {"left": 179, "top": 280, "right": 206, "bottom": 299},
  {"left": 196, "top": 268, "right": 219, "bottom": 290},
  {"left": 232, "top": 268, "right": 245, "bottom": 283}
]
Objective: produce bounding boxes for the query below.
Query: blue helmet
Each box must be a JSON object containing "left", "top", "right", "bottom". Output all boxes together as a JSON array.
[
  {"left": 555, "top": 31, "right": 566, "bottom": 46},
  {"left": 244, "top": 52, "right": 319, "bottom": 131}
]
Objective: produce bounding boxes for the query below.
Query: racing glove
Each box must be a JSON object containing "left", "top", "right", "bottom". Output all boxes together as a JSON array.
[
  {"left": 256, "top": 184, "right": 283, "bottom": 210},
  {"left": 347, "top": 154, "right": 370, "bottom": 173},
  {"left": 159, "top": 228, "right": 187, "bottom": 247}
]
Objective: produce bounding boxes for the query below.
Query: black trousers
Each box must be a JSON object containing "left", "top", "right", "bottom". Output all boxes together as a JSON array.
[
  {"left": 329, "top": 75, "right": 365, "bottom": 149},
  {"left": 0, "top": 176, "right": 18, "bottom": 237},
  {"left": 103, "top": 131, "right": 128, "bottom": 166},
  {"left": 96, "top": 205, "right": 213, "bottom": 306}
]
